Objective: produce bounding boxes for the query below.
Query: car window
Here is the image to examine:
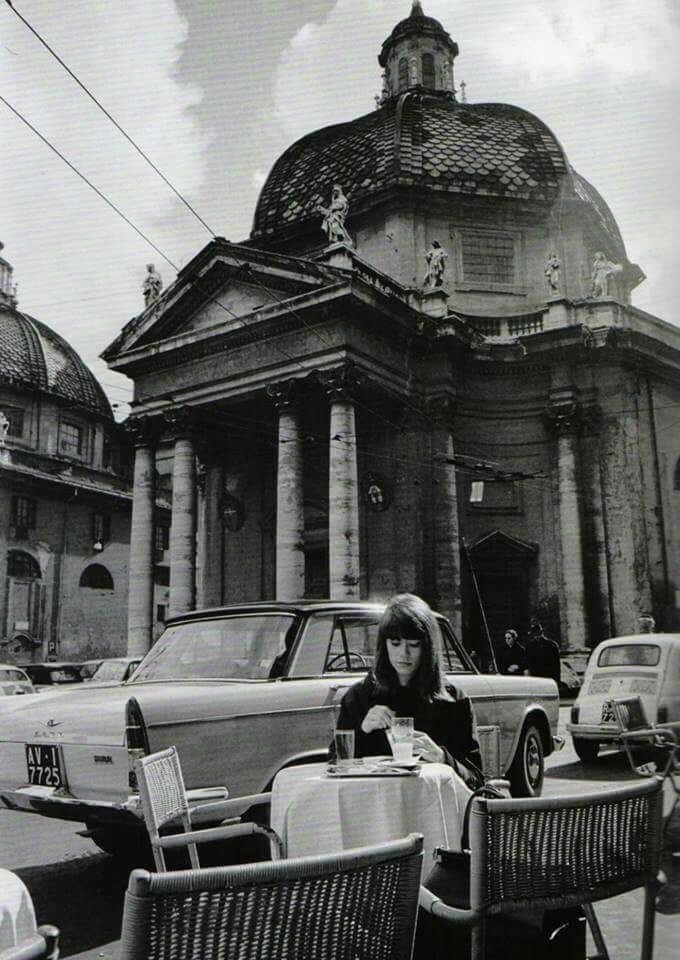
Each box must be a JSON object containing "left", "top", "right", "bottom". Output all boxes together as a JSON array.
[
  {"left": 597, "top": 644, "right": 660, "bottom": 668},
  {"left": 48, "top": 668, "right": 82, "bottom": 684},
  {"left": 91, "top": 660, "right": 128, "bottom": 682},
  {"left": 9, "top": 669, "right": 28, "bottom": 682},
  {"left": 290, "top": 614, "right": 334, "bottom": 676},
  {"left": 131, "top": 614, "right": 297, "bottom": 682},
  {"left": 438, "top": 621, "right": 473, "bottom": 673},
  {"left": 324, "top": 618, "right": 379, "bottom": 672}
]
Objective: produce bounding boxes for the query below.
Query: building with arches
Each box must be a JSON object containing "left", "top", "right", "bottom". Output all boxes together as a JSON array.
[
  {"left": 0, "top": 243, "right": 167, "bottom": 662},
  {"left": 104, "top": 2, "right": 680, "bottom": 656}
]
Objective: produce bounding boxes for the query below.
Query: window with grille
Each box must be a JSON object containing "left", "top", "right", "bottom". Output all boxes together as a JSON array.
[
  {"left": 155, "top": 523, "right": 170, "bottom": 553},
  {"left": 398, "top": 57, "right": 409, "bottom": 91},
  {"left": 12, "top": 496, "right": 36, "bottom": 529},
  {"left": 3, "top": 407, "right": 25, "bottom": 438},
  {"left": 422, "top": 53, "right": 435, "bottom": 88},
  {"left": 7, "top": 550, "right": 40, "bottom": 579},
  {"left": 92, "top": 512, "right": 111, "bottom": 545},
  {"left": 461, "top": 233, "right": 516, "bottom": 285},
  {"left": 59, "top": 421, "right": 83, "bottom": 457}
]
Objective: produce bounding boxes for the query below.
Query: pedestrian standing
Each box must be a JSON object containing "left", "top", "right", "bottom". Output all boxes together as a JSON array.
[
  {"left": 524, "top": 621, "right": 560, "bottom": 687},
  {"left": 496, "top": 629, "right": 526, "bottom": 676}
]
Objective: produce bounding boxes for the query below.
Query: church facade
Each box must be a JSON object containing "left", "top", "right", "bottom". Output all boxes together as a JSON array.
[{"left": 104, "top": 3, "right": 680, "bottom": 655}]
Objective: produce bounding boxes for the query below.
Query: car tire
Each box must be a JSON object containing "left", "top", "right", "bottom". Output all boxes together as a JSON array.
[
  {"left": 572, "top": 738, "right": 600, "bottom": 763},
  {"left": 88, "top": 826, "right": 152, "bottom": 867},
  {"left": 509, "top": 723, "right": 545, "bottom": 797}
]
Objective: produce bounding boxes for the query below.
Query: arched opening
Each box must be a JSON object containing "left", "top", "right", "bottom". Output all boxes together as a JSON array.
[
  {"left": 79, "top": 563, "right": 114, "bottom": 590},
  {"left": 7, "top": 550, "right": 41, "bottom": 580},
  {"left": 398, "top": 57, "right": 409, "bottom": 91},
  {"left": 421, "top": 53, "right": 435, "bottom": 89},
  {"left": 5, "top": 550, "right": 43, "bottom": 641}
]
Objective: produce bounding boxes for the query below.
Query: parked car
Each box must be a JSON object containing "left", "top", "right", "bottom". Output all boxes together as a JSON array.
[
  {"left": 566, "top": 633, "right": 680, "bottom": 762},
  {"left": 0, "top": 601, "right": 560, "bottom": 859},
  {"left": 78, "top": 660, "right": 103, "bottom": 681},
  {"left": 19, "top": 662, "right": 84, "bottom": 691},
  {"left": 558, "top": 655, "right": 584, "bottom": 698},
  {"left": 87, "top": 657, "right": 142, "bottom": 684},
  {"left": 0, "top": 664, "right": 35, "bottom": 696}
]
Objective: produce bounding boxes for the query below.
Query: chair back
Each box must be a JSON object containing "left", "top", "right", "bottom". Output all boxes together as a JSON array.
[
  {"left": 135, "top": 746, "right": 191, "bottom": 836},
  {"left": 119, "top": 834, "right": 423, "bottom": 960},
  {"left": 613, "top": 696, "right": 651, "bottom": 733},
  {"left": 468, "top": 778, "right": 663, "bottom": 917}
]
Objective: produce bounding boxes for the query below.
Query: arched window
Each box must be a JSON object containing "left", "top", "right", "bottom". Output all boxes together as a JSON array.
[
  {"left": 422, "top": 53, "right": 435, "bottom": 88},
  {"left": 675, "top": 457, "right": 680, "bottom": 491},
  {"left": 398, "top": 57, "right": 409, "bottom": 91},
  {"left": 79, "top": 564, "right": 114, "bottom": 590},
  {"left": 7, "top": 550, "right": 41, "bottom": 579}
]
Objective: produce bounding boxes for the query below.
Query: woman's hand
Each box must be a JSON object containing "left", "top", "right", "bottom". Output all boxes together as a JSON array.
[
  {"left": 361, "top": 704, "right": 395, "bottom": 734},
  {"left": 412, "top": 730, "right": 445, "bottom": 763}
]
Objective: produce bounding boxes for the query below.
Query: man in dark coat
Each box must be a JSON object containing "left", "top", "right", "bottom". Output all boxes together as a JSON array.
[
  {"left": 524, "top": 621, "right": 561, "bottom": 686},
  {"left": 496, "top": 629, "right": 526, "bottom": 676}
]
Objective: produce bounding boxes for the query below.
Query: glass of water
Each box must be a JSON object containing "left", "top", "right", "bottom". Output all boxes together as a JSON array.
[{"left": 390, "top": 717, "right": 414, "bottom": 761}]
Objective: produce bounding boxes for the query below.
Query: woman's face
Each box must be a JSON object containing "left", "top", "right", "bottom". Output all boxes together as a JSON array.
[{"left": 386, "top": 635, "right": 422, "bottom": 686}]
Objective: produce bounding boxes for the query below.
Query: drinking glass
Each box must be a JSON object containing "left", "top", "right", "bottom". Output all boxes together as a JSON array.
[
  {"left": 333, "top": 729, "right": 355, "bottom": 767},
  {"left": 390, "top": 717, "right": 414, "bottom": 761}
]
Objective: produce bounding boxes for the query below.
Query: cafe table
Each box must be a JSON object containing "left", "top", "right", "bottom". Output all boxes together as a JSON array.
[{"left": 270, "top": 760, "right": 470, "bottom": 874}]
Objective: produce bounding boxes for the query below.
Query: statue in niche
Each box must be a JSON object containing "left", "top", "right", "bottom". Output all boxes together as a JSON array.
[
  {"left": 409, "top": 57, "right": 418, "bottom": 87},
  {"left": 317, "top": 185, "right": 352, "bottom": 245},
  {"left": 0, "top": 411, "right": 9, "bottom": 445},
  {"left": 143, "top": 263, "right": 163, "bottom": 306},
  {"left": 590, "top": 251, "right": 622, "bottom": 299},
  {"left": 544, "top": 252, "right": 561, "bottom": 293},
  {"left": 423, "top": 240, "right": 448, "bottom": 289}
]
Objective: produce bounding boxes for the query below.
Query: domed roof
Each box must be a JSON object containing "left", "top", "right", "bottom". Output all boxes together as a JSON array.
[
  {"left": 0, "top": 306, "right": 112, "bottom": 419},
  {"left": 378, "top": 1, "right": 457, "bottom": 65},
  {"left": 252, "top": 93, "right": 617, "bottom": 247}
]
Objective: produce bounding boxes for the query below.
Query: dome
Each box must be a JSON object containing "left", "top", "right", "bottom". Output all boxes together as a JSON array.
[
  {"left": 378, "top": 1, "right": 457, "bottom": 66},
  {"left": 0, "top": 305, "right": 112, "bottom": 419},
  {"left": 252, "top": 93, "right": 619, "bottom": 250}
]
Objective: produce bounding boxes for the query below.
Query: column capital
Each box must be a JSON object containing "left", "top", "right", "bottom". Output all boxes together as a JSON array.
[
  {"left": 426, "top": 392, "right": 457, "bottom": 430},
  {"left": 123, "top": 415, "right": 160, "bottom": 447},
  {"left": 317, "top": 362, "right": 362, "bottom": 402},
  {"left": 266, "top": 378, "right": 301, "bottom": 411},
  {"left": 163, "top": 406, "right": 198, "bottom": 441},
  {"left": 545, "top": 398, "right": 582, "bottom": 437}
]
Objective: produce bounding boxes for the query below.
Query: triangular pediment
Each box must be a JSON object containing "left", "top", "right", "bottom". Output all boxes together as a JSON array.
[
  {"left": 102, "top": 240, "right": 343, "bottom": 361},
  {"left": 469, "top": 529, "right": 538, "bottom": 558}
]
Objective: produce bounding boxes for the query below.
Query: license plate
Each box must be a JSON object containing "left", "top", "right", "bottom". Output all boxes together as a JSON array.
[
  {"left": 600, "top": 701, "right": 616, "bottom": 724},
  {"left": 25, "top": 743, "right": 64, "bottom": 788}
]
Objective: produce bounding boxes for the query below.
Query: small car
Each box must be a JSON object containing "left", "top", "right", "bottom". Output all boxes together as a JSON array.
[
  {"left": 19, "top": 662, "right": 84, "bottom": 691},
  {"left": 0, "top": 601, "right": 560, "bottom": 860},
  {"left": 558, "top": 656, "right": 583, "bottom": 698},
  {"left": 86, "top": 657, "right": 142, "bottom": 684},
  {"left": 566, "top": 633, "right": 680, "bottom": 762},
  {"left": 0, "top": 664, "right": 35, "bottom": 696}
]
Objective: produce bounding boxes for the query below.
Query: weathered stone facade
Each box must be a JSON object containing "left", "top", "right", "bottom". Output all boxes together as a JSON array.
[{"left": 104, "top": 3, "right": 680, "bottom": 655}]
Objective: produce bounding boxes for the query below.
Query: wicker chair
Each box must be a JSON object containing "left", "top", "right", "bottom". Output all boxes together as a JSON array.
[
  {"left": 118, "top": 833, "right": 423, "bottom": 960},
  {"left": 419, "top": 779, "right": 664, "bottom": 960},
  {"left": 612, "top": 696, "right": 680, "bottom": 832},
  {"left": 135, "top": 746, "right": 284, "bottom": 872}
]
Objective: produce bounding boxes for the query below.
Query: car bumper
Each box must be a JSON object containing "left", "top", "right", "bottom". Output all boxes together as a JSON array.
[{"left": 565, "top": 723, "right": 619, "bottom": 741}]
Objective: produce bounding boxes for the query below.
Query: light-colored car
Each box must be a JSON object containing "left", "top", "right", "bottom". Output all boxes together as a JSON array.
[
  {"left": 0, "top": 601, "right": 560, "bottom": 858},
  {"left": 19, "top": 662, "right": 84, "bottom": 692},
  {"left": 567, "top": 633, "right": 680, "bottom": 762},
  {"left": 0, "top": 664, "right": 35, "bottom": 697},
  {"left": 86, "top": 657, "right": 142, "bottom": 684}
]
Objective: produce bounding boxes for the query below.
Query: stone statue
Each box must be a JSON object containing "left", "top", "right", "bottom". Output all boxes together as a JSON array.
[
  {"left": 317, "top": 185, "right": 352, "bottom": 245},
  {"left": 544, "top": 253, "right": 561, "bottom": 293},
  {"left": 423, "top": 240, "right": 448, "bottom": 289},
  {"left": 0, "top": 411, "right": 9, "bottom": 445},
  {"left": 590, "top": 252, "right": 622, "bottom": 299},
  {"left": 143, "top": 263, "right": 163, "bottom": 306},
  {"left": 409, "top": 57, "right": 418, "bottom": 87}
]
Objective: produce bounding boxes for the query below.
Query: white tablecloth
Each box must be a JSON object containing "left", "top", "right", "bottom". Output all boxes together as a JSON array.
[
  {"left": 0, "top": 869, "right": 37, "bottom": 952},
  {"left": 270, "top": 762, "right": 471, "bottom": 872}
]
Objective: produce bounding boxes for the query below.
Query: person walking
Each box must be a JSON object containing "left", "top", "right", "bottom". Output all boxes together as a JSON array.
[
  {"left": 524, "top": 620, "right": 560, "bottom": 687},
  {"left": 496, "top": 628, "right": 526, "bottom": 676}
]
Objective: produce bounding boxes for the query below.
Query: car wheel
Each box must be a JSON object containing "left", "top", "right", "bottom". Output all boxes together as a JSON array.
[
  {"left": 88, "top": 826, "right": 152, "bottom": 867},
  {"left": 573, "top": 738, "right": 600, "bottom": 763},
  {"left": 509, "top": 723, "right": 544, "bottom": 797}
]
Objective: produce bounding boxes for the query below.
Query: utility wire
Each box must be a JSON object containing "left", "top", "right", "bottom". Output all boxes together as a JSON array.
[{"left": 4, "top": 0, "right": 217, "bottom": 236}]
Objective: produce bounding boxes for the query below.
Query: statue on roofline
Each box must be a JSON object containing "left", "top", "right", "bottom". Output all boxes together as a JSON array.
[
  {"left": 143, "top": 263, "right": 163, "bottom": 307},
  {"left": 590, "top": 251, "right": 622, "bottom": 299},
  {"left": 423, "top": 240, "right": 448, "bottom": 289},
  {"left": 544, "top": 252, "right": 561, "bottom": 293},
  {"left": 317, "top": 185, "right": 353, "bottom": 246}
]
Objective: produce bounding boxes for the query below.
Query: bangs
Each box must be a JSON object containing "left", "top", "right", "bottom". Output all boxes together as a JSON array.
[{"left": 380, "top": 606, "right": 429, "bottom": 641}]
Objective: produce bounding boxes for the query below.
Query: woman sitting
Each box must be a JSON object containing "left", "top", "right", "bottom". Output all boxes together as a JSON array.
[{"left": 332, "top": 593, "right": 483, "bottom": 786}]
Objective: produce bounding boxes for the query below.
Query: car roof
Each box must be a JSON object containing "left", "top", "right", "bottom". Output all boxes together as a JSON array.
[
  {"left": 21, "top": 661, "right": 83, "bottom": 669},
  {"left": 165, "top": 600, "right": 387, "bottom": 627},
  {"left": 597, "top": 634, "right": 680, "bottom": 648},
  {"left": 0, "top": 663, "right": 29, "bottom": 672}
]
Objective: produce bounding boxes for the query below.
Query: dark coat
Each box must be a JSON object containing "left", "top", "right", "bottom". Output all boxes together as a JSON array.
[
  {"left": 331, "top": 674, "right": 483, "bottom": 783},
  {"left": 525, "top": 635, "right": 561, "bottom": 686},
  {"left": 496, "top": 641, "right": 527, "bottom": 676}
]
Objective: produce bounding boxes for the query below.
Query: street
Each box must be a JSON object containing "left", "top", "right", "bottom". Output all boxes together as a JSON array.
[{"left": 1, "top": 707, "right": 678, "bottom": 959}]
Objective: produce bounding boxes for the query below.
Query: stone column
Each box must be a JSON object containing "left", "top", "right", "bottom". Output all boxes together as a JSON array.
[
  {"left": 546, "top": 400, "right": 587, "bottom": 650},
  {"left": 125, "top": 417, "right": 157, "bottom": 656},
  {"left": 319, "top": 365, "right": 361, "bottom": 600},
  {"left": 581, "top": 407, "right": 612, "bottom": 642},
  {"left": 165, "top": 410, "right": 197, "bottom": 617},
  {"left": 267, "top": 380, "right": 305, "bottom": 600},
  {"left": 428, "top": 394, "right": 462, "bottom": 635}
]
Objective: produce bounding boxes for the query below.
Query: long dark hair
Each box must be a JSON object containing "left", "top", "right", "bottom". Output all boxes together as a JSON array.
[{"left": 373, "top": 593, "right": 446, "bottom": 700}]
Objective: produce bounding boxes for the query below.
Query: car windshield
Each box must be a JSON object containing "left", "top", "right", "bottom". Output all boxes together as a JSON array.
[
  {"left": 597, "top": 644, "right": 661, "bottom": 668},
  {"left": 131, "top": 614, "right": 297, "bottom": 682},
  {"left": 45, "top": 668, "right": 82, "bottom": 684},
  {"left": 91, "top": 660, "right": 130, "bottom": 682}
]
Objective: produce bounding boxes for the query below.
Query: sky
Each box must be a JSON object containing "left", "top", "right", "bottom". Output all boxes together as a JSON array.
[{"left": 1, "top": 0, "right": 679, "bottom": 419}]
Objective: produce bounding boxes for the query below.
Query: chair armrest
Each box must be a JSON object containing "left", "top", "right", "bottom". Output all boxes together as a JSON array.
[
  {"left": 157, "top": 821, "right": 266, "bottom": 850},
  {"left": 189, "top": 791, "right": 272, "bottom": 824},
  {"left": 419, "top": 887, "right": 480, "bottom": 927},
  {"left": 185, "top": 786, "right": 229, "bottom": 803}
]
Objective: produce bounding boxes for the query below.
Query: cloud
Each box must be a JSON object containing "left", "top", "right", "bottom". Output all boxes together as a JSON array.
[{"left": 1, "top": 0, "right": 210, "bottom": 409}]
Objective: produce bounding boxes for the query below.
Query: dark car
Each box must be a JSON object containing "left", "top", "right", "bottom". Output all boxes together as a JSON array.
[{"left": 19, "top": 662, "right": 84, "bottom": 691}]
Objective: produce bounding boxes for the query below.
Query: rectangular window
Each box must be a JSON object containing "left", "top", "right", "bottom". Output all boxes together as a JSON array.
[
  {"left": 156, "top": 604, "right": 166, "bottom": 624},
  {"left": 59, "top": 421, "right": 83, "bottom": 457},
  {"left": 92, "top": 512, "right": 111, "bottom": 545},
  {"left": 461, "top": 233, "right": 515, "bottom": 285},
  {"left": 12, "top": 496, "right": 36, "bottom": 529},
  {"left": 154, "top": 565, "right": 170, "bottom": 587},
  {"left": 155, "top": 523, "right": 170, "bottom": 553},
  {"left": 3, "top": 407, "right": 25, "bottom": 438}
]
